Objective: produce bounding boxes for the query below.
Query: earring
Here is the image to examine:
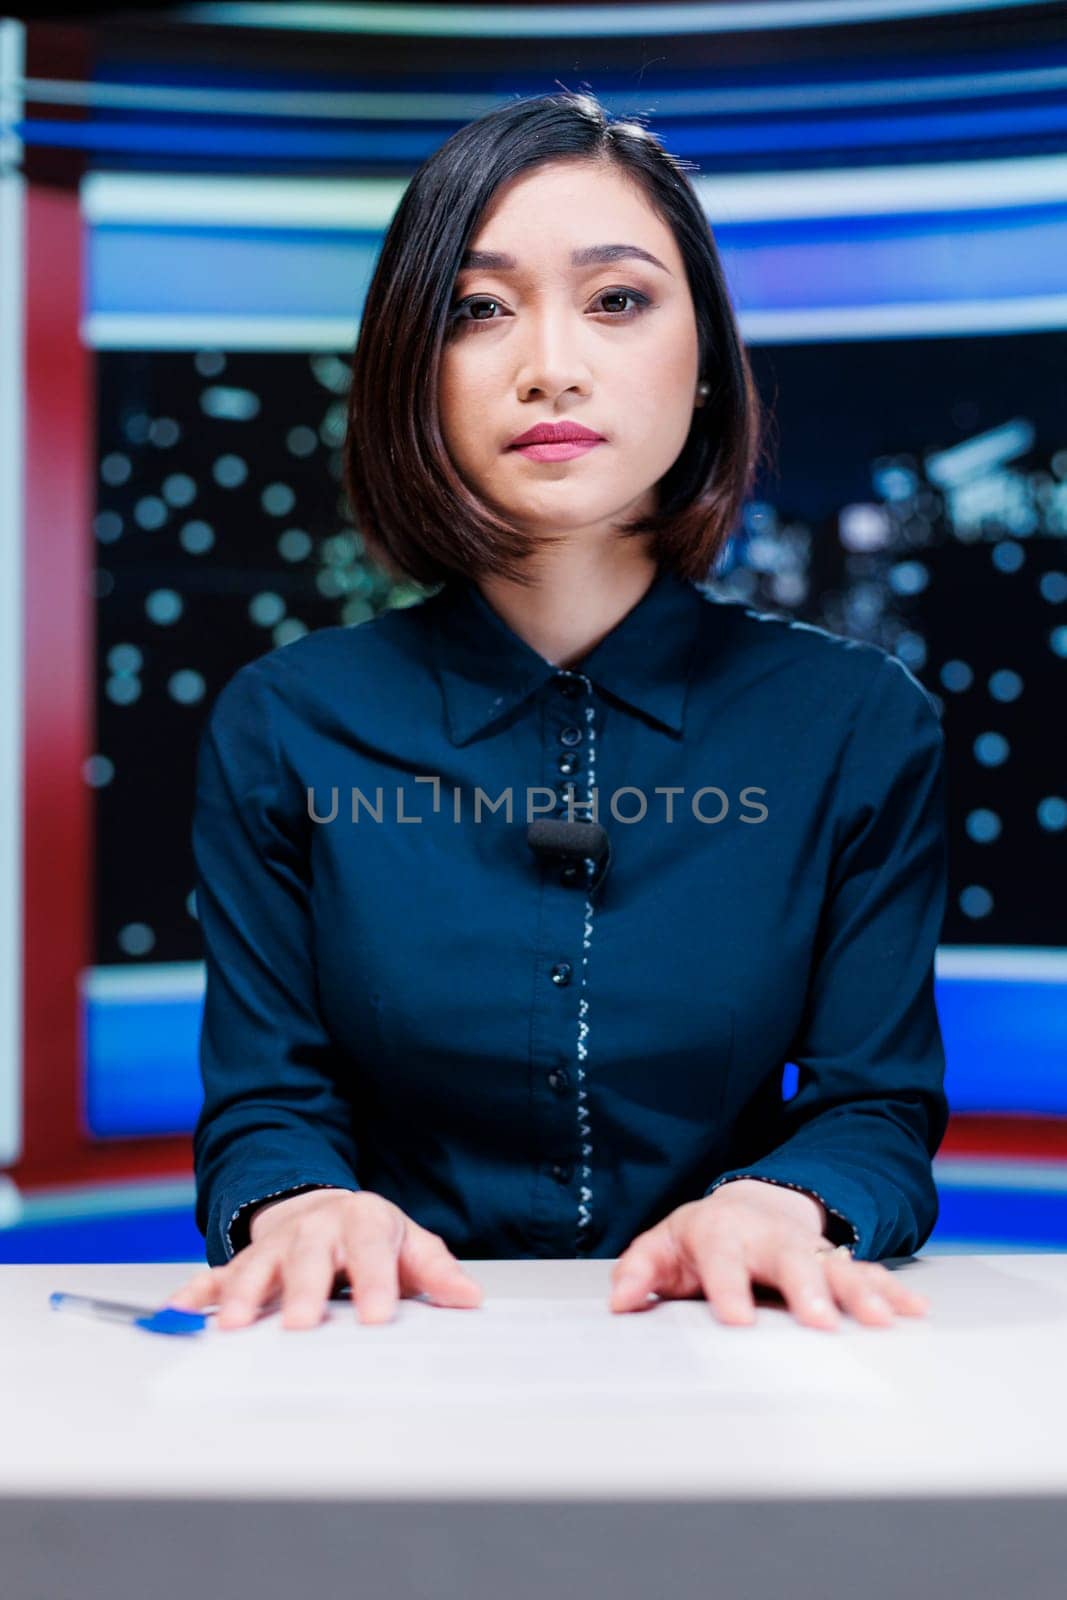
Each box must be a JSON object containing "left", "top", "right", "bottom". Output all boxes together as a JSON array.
[{"left": 696, "top": 379, "right": 710, "bottom": 402}]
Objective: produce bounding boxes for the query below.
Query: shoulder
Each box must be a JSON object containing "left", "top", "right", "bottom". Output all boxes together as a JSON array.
[
  {"left": 206, "top": 591, "right": 441, "bottom": 731},
  {"left": 255, "top": 591, "right": 437, "bottom": 688},
  {"left": 689, "top": 586, "right": 942, "bottom": 731}
]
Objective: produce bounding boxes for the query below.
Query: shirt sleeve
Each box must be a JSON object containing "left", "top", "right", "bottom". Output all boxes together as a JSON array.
[
  {"left": 704, "top": 651, "right": 950, "bottom": 1261},
  {"left": 191, "top": 660, "right": 362, "bottom": 1266}
]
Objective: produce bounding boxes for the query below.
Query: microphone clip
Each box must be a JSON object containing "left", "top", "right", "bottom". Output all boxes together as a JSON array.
[{"left": 526, "top": 817, "right": 613, "bottom": 896}]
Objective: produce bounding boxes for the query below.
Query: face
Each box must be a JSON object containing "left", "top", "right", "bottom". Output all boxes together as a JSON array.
[{"left": 438, "top": 158, "right": 703, "bottom": 547}]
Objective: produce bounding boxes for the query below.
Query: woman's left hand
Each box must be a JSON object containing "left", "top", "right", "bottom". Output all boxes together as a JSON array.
[{"left": 609, "top": 1178, "right": 930, "bottom": 1331}]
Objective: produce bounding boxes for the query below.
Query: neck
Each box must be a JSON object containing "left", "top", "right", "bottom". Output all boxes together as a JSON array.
[{"left": 474, "top": 541, "right": 660, "bottom": 670}]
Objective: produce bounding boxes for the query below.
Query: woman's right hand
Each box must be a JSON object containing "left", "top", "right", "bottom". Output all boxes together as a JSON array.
[{"left": 164, "top": 1188, "right": 484, "bottom": 1331}]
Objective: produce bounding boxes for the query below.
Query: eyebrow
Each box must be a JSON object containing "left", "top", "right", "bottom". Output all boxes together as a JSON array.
[{"left": 458, "top": 243, "right": 672, "bottom": 275}]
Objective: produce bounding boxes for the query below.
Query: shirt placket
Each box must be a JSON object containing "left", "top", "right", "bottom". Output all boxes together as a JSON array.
[{"left": 529, "top": 669, "right": 600, "bottom": 1258}]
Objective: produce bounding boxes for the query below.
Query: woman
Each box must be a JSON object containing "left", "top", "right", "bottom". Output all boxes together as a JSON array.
[{"left": 168, "top": 92, "right": 945, "bottom": 1335}]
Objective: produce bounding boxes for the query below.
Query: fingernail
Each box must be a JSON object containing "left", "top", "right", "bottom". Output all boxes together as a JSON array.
[
  {"left": 807, "top": 1296, "right": 833, "bottom": 1316},
  {"left": 865, "top": 1293, "right": 891, "bottom": 1313},
  {"left": 358, "top": 1295, "right": 393, "bottom": 1321},
  {"left": 282, "top": 1303, "right": 318, "bottom": 1327}
]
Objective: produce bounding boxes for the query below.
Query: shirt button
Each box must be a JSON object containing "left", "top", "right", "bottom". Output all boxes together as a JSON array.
[
  {"left": 550, "top": 1161, "right": 573, "bottom": 1185},
  {"left": 547, "top": 1068, "right": 570, "bottom": 1094},
  {"left": 556, "top": 675, "right": 582, "bottom": 699},
  {"left": 559, "top": 725, "right": 583, "bottom": 747},
  {"left": 558, "top": 752, "right": 580, "bottom": 776},
  {"left": 550, "top": 961, "right": 572, "bottom": 986}
]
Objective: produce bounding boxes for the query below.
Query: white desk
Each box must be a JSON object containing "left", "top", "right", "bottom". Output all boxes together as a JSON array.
[{"left": 2, "top": 1254, "right": 1067, "bottom": 1599}]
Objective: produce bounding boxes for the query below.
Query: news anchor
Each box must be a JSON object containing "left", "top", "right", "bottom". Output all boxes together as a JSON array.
[{"left": 168, "top": 91, "right": 945, "bottom": 1336}]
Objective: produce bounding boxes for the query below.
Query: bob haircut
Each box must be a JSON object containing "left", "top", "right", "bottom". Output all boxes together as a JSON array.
[{"left": 344, "top": 89, "right": 765, "bottom": 590}]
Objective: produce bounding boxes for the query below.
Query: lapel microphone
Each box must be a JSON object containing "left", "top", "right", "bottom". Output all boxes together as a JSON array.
[{"left": 526, "top": 817, "right": 613, "bottom": 896}]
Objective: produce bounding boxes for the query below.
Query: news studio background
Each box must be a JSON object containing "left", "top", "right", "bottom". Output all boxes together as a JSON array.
[{"left": 0, "top": 1, "right": 1064, "bottom": 1261}]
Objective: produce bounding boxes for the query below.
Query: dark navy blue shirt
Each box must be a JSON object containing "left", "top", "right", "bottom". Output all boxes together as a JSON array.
[{"left": 191, "top": 564, "right": 949, "bottom": 1268}]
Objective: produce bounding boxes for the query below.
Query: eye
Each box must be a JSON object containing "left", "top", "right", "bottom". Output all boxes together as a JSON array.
[
  {"left": 448, "top": 287, "right": 653, "bottom": 328},
  {"left": 449, "top": 295, "right": 507, "bottom": 325},
  {"left": 593, "top": 287, "right": 651, "bottom": 318}
]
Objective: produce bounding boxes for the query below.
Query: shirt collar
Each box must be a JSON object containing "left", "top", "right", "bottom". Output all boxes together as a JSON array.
[{"left": 428, "top": 564, "right": 707, "bottom": 746}]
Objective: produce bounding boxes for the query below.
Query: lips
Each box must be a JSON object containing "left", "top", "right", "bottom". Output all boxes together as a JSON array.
[{"left": 508, "top": 421, "right": 605, "bottom": 449}]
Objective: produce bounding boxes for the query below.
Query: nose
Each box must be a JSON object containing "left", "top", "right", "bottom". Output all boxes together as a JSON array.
[{"left": 515, "top": 302, "right": 592, "bottom": 403}]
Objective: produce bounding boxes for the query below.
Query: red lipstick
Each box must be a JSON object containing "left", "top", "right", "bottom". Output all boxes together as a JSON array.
[{"left": 507, "top": 420, "right": 605, "bottom": 463}]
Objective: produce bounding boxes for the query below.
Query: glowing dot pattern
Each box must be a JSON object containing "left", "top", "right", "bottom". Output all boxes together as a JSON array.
[{"left": 95, "top": 349, "right": 418, "bottom": 963}]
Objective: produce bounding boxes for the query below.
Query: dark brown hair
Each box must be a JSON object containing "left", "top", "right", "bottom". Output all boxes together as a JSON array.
[{"left": 343, "top": 89, "right": 765, "bottom": 589}]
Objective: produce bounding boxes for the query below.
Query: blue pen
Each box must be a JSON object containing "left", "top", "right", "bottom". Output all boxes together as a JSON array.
[{"left": 49, "top": 1291, "right": 207, "bottom": 1337}]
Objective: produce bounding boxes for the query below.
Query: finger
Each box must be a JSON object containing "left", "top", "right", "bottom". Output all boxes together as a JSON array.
[
  {"left": 279, "top": 1226, "right": 338, "bottom": 1330},
  {"left": 871, "top": 1266, "right": 930, "bottom": 1315},
  {"left": 343, "top": 1211, "right": 402, "bottom": 1324},
  {"left": 823, "top": 1254, "right": 899, "bottom": 1327},
  {"left": 692, "top": 1241, "right": 758, "bottom": 1326},
  {"left": 774, "top": 1248, "right": 842, "bottom": 1331},
  {"left": 165, "top": 1267, "right": 225, "bottom": 1310},
  {"left": 851, "top": 1261, "right": 931, "bottom": 1317},
  {"left": 400, "top": 1227, "right": 483, "bottom": 1308},
  {"left": 215, "top": 1247, "right": 284, "bottom": 1331},
  {"left": 609, "top": 1253, "right": 657, "bottom": 1312},
  {"left": 609, "top": 1228, "right": 678, "bottom": 1311}
]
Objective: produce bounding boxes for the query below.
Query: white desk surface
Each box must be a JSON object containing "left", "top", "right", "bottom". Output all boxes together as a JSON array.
[{"left": 2, "top": 1252, "right": 1066, "bottom": 1502}]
